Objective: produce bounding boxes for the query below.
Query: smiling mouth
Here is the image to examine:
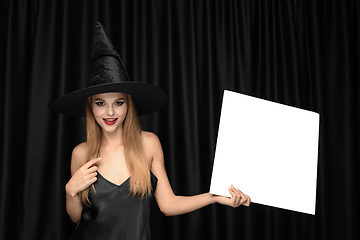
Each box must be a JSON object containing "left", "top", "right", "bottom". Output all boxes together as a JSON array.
[{"left": 103, "top": 118, "right": 118, "bottom": 125}]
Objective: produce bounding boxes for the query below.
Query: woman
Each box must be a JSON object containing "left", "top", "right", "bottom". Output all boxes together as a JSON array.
[{"left": 50, "top": 22, "right": 250, "bottom": 240}]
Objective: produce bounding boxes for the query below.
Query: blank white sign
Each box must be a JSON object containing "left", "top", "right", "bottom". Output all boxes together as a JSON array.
[{"left": 209, "top": 90, "right": 319, "bottom": 215}]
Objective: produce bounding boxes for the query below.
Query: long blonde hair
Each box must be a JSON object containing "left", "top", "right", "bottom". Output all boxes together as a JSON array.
[{"left": 80, "top": 94, "right": 152, "bottom": 204}]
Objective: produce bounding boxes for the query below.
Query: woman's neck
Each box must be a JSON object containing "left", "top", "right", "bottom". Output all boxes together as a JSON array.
[{"left": 100, "top": 128, "right": 124, "bottom": 148}]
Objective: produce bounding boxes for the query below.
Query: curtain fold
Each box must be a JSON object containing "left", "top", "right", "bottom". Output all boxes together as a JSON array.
[{"left": 0, "top": 0, "right": 359, "bottom": 240}]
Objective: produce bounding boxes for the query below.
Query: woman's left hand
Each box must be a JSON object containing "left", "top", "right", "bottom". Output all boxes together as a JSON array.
[{"left": 215, "top": 185, "right": 251, "bottom": 208}]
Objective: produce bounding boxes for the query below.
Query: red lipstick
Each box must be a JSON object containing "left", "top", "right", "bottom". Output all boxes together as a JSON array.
[{"left": 103, "top": 118, "right": 118, "bottom": 125}]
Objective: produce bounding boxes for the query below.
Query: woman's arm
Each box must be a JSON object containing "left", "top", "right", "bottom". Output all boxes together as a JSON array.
[
  {"left": 65, "top": 142, "right": 101, "bottom": 223},
  {"left": 144, "top": 132, "right": 250, "bottom": 217}
]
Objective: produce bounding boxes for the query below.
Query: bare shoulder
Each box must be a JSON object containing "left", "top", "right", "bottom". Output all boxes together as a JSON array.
[
  {"left": 141, "top": 131, "right": 160, "bottom": 144},
  {"left": 72, "top": 142, "right": 88, "bottom": 159},
  {"left": 141, "top": 131, "right": 163, "bottom": 157},
  {"left": 70, "top": 142, "right": 88, "bottom": 174}
]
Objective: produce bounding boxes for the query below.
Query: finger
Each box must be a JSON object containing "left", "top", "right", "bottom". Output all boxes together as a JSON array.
[
  {"left": 237, "top": 188, "right": 245, "bottom": 199},
  {"left": 87, "top": 165, "right": 98, "bottom": 173},
  {"left": 234, "top": 187, "right": 245, "bottom": 197},
  {"left": 229, "top": 186, "right": 241, "bottom": 207},
  {"left": 230, "top": 185, "right": 243, "bottom": 195},
  {"left": 237, "top": 191, "right": 246, "bottom": 206},
  {"left": 230, "top": 186, "right": 249, "bottom": 207},
  {"left": 244, "top": 194, "right": 251, "bottom": 206},
  {"left": 83, "top": 172, "right": 98, "bottom": 186},
  {"left": 85, "top": 175, "right": 98, "bottom": 187},
  {"left": 227, "top": 187, "right": 235, "bottom": 205},
  {"left": 230, "top": 186, "right": 241, "bottom": 196},
  {"left": 89, "top": 173, "right": 98, "bottom": 184},
  {"left": 238, "top": 192, "right": 250, "bottom": 206},
  {"left": 88, "top": 172, "right": 98, "bottom": 179},
  {"left": 241, "top": 196, "right": 249, "bottom": 206},
  {"left": 228, "top": 185, "right": 238, "bottom": 199},
  {"left": 84, "top": 157, "right": 101, "bottom": 168},
  {"left": 239, "top": 190, "right": 249, "bottom": 205}
]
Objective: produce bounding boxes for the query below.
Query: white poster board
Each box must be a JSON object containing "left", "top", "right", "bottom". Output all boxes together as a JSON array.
[{"left": 209, "top": 90, "right": 319, "bottom": 215}]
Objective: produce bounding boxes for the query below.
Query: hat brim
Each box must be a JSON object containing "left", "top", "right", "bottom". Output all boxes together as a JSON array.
[{"left": 49, "top": 82, "right": 168, "bottom": 117}]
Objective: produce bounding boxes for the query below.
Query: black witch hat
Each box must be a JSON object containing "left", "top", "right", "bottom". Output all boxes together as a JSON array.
[{"left": 49, "top": 22, "right": 168, "bottom": 116}]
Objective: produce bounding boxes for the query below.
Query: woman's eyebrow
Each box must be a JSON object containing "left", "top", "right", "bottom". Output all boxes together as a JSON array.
[{"left": 93, "top": 97, "right": 125, "bottom": 101}]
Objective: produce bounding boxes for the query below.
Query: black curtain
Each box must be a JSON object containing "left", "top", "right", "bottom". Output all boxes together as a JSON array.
[{"left": 1, "top": 0, "right": 359, "bottom": 240}]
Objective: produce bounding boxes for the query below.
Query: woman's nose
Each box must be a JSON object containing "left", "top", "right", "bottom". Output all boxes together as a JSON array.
[{"left": 107, "top": 105, "right": 114, "bottom": 115}]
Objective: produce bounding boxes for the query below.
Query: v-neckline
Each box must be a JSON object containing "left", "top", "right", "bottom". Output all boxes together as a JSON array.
[{"left": 97, "top": 171, "right": 130, "bottom": 187}]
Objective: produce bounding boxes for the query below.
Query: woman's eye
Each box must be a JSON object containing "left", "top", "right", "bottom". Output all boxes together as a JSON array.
[
  {"left": 95, "top": 102, "right": 105, "bottom": 106},
  {"left": 115, "top": 101, "right": 124, "bottom": 106}
]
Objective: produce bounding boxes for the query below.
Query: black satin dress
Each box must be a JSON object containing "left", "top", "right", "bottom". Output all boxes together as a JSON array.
[{"left": 70, "top": 171, "right": 158, "bottom": 240}]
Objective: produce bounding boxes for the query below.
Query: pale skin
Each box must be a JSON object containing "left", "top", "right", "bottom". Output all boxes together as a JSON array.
[{"left": 65, "top": 92, "right": 251, "bottom": 224}]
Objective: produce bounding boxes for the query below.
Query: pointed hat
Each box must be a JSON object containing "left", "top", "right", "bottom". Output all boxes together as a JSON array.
[{"left": 49, "top": 22, "right": 168, "bottom": 116}]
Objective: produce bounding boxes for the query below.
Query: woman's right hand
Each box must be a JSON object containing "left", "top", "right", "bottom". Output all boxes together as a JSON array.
[{"left": 65, "top": 157, "right": 101, "bottom": 197}]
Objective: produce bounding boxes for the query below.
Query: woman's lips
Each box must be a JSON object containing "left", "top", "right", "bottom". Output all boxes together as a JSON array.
[{"left": 103, "top": 118, "right": 118, "bottom": 125}]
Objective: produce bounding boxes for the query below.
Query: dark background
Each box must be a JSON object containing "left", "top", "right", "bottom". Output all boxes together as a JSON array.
[{"left": 0, "top": 0, "right": 359, "bottom": 239}]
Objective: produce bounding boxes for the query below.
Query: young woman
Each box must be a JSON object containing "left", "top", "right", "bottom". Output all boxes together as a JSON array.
[{"left": 50, "top": 22, "right": 250, "bottom": 240}]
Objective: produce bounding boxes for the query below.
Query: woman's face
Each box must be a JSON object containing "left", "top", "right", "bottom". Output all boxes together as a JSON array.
[{"left": 91, "top": 92, "right": 128, "bottom": 133}]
